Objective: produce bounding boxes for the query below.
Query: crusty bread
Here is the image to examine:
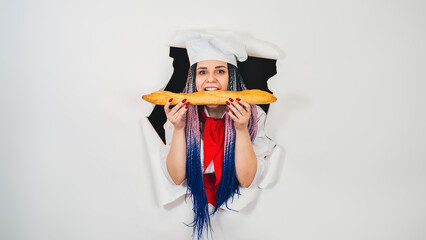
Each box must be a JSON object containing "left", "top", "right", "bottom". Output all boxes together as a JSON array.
[{"left": 142, "top": 89, "right": 277, "bottom": 105}]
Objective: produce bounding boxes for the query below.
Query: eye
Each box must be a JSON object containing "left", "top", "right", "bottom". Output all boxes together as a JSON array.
[
  {"left": 217, "top": 69, "right": 226, "bottom": 74},
  {"left": 198, "top": 70, "right": 206, "bottom": 75}
]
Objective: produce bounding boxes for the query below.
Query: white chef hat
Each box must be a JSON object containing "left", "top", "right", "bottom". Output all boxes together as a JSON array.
[
  {"left": 170, "top": 30, "right": 285, "bottom": 65},
  {"left": 184, "top": 30, "right": 248, "bottom": 66}
]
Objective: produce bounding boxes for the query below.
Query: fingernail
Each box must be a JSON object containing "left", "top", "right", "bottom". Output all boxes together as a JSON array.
[
  {"left": 225, "top": 108, "right": 229, "bottom": 112},
  {"left": 182, "top": 99, "right": 187, "bottom": 103},
  {"left": 236, "top": 98, "right": 241, "bottom": 101},
  {"left": 169, "top": 98, "right": 173, "bottom": 102},
  {"left": 185, "top": 105, "right": 189, "bottom": 109},
  {"left": 186, "top": 102, "right": 190, "bottom": 106},
  {"left": 229, "top": 98, "right": 234, "bottom": 102},
  {"left": 226, "top": 101, "right": 230, "bottom": 105}
]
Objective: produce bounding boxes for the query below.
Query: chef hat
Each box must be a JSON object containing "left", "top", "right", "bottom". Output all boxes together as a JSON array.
[
  {"left": 170, "top": 30, "right": 285, "bottom": 63},
  {"left": 184, "top": 30, "right": 248, "bottom": 66}
]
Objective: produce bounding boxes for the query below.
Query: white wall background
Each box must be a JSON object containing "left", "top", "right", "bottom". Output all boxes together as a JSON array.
[{"left": 1, "top": 0, "right": 425, "bottom": 239}]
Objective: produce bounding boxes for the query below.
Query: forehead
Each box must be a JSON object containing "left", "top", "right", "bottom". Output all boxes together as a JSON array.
[{"left": 196, "top": 60, "right": 228, "bottom": 68}]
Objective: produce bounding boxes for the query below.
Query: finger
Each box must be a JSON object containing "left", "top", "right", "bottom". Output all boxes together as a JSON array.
[
  {"left": 226, "top": 101, "right": 240, "bottom": 119},
  {"left": 169, "top": 99, "right": 187, "bottom": 116},
  {"left": 225, "top": 108, "right": 238, "bottom": 120},
  {"left": 228, "top": 98, "right": 243, "bottom": 117},
  {"left": 178, "top": 103, "right": 189, "bottom": 119},
  {"left": 173, "top": 101, "right": 189, "bottom": 119},
  {"left": 164, "top": 98, "right": 173, "bottom": 114},
  {"left": 178, "top": 102, "right": 190, "bottom": 115},
  {"left": 236, "top": 98, "right": 251, "bottom": 114}
]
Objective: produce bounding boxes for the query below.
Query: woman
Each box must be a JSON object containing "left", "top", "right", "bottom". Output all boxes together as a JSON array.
[
  {"left": 165, "top": 60, "right": 258, "bottom": 188},
  {"left": 160, "top": 31, "right": 273, "bottom": 239}
]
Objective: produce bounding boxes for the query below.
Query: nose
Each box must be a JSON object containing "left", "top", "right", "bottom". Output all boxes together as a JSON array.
[{"left": 206, "top": 72, "right": 217, "bottom": 83}]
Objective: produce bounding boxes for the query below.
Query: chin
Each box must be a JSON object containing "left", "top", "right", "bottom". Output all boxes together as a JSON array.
[{"left": 205, "top": 104, "right": 220, "bottom": 108}]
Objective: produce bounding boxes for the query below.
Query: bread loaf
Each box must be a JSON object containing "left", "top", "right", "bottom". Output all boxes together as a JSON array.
[{"left": 142, "top": 89, "right": 277, "bottom": 105}]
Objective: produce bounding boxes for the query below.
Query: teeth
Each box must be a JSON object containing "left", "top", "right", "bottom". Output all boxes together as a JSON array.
[{"left": 205, "top": 88, "right": 219, "bottom": 91}]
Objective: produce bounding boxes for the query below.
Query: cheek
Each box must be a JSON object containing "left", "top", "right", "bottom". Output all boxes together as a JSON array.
[
  {"left": 195, "top": 77, "right": 203, "bottom": 91},
  {"left": 221, "top": 77, "right": 229, "bottom": 90}
]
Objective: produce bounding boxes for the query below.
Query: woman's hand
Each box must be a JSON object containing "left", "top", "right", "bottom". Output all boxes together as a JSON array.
[
  {"left": 164, "top": 98, "right": 190, "bottom": 130},
  {"left": 226, "top": 98, "right": 251, "bottom": 132}
]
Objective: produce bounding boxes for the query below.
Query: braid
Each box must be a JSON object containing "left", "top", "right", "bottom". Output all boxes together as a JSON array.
[
  {"left": 183, "top": 64, "right": 211, "bottom": 239},
  {"left": 214, "top": 64, "right": 258, "bottom": 213},
  {"left": 182, "top": 63, "right": 258, "bottom": 239}
]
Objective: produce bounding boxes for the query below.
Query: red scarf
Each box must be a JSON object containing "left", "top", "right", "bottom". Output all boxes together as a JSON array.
[{"left": 201, "top": 107, "right": 225, "bottom": 207}]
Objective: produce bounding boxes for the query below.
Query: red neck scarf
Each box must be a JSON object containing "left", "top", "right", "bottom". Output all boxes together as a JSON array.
[{"left": 200, "top": 106, "right": 225, "bottom": 207}]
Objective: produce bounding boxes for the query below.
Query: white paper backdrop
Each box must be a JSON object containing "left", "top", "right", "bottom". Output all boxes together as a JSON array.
[{"left": 1, "top": 0, "right": 425, "bottom": 239}]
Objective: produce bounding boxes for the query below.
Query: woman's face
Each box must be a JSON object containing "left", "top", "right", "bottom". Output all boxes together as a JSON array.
[
  {"left": 195, "top": 60, "right": 229, "bottom": 92},
  {"left": 195, "top": 60, "right": 229, "bottom": 109}
]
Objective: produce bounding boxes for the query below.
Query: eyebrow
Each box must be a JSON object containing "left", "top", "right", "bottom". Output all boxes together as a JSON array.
[{"left": 197, "top": 65, "right": 227, "bottom": 70}]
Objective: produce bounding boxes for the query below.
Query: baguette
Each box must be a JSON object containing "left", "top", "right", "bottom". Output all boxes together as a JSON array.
[{"left": 142, "top": 89, "right": 277, "bottom": 105}]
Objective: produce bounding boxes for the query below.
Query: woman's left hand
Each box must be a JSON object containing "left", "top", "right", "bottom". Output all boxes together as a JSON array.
[{"left": 226, "top": 98, "right": 251, "bottom": 131}]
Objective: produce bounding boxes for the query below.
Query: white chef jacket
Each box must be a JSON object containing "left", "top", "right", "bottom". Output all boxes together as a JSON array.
[{"left": 153, "top": 105, "right": 279, "bottom": 211}]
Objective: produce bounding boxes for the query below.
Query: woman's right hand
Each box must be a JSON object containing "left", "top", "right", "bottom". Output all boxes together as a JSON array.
[{"left": 164, "top": 98, "right": 190, "bottom": 130}]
